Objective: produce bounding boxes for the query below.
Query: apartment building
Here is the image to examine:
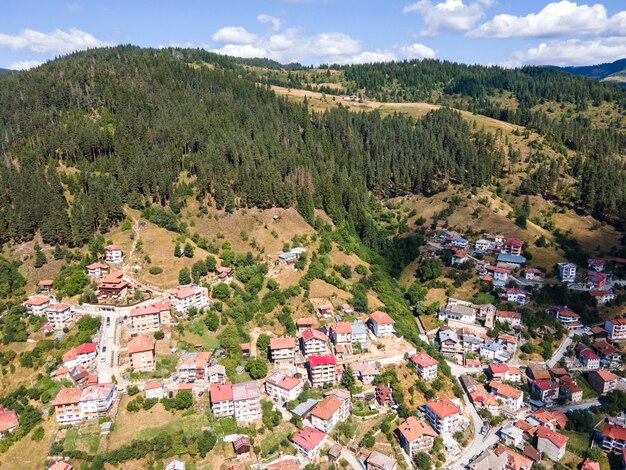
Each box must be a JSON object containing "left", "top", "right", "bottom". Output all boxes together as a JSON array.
[
  {"left": 395, "top": 417, "right": 437, "bottom": 457},
  {"left": 423, "top": 397, "right": 463, "bottom": 435},
  {"left": 46, "top": 303, "right": 73, "bottom": 330},
  {"left": 129, "top": 300, "right": 171, "bottom": 333},
  {"left": 169, "top": 285, "right": 210, "bottom": 314},
  {"left": 409, "top": 352, "right": 438, "bottom": 381},
  {"left": 308, "top": 354, "right": 336, "bottom": 387},
  {"left": 128, "top": 333, "right": 156, "bottom": 372}
]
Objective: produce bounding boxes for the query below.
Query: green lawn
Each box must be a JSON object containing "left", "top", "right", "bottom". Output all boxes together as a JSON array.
[
  {"left": 561, "top": 430, "right": 591, "bottom": 454},
  {"left": 63, "top": 428, "right": 78, "bottom": 452},
  {"left": 575, "top": 374, "right": 599, "bottom": 399}
]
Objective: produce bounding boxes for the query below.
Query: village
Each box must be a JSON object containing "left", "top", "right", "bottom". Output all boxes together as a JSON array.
[{"left": 10, "top": 229, "right": 626, "bottom": 470}]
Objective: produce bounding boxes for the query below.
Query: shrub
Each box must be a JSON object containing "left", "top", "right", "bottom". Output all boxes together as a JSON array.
[{"left": 148, "top": 266, "right": 163, "bottom": 275}]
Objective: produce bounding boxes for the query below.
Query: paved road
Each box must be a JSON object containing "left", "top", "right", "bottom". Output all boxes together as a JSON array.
[
  {"left": 547, "top": 331, "right": 574, "bottom": 368},
  {"left": 554, "top": 399, "right": 601, "bottom": 412}
]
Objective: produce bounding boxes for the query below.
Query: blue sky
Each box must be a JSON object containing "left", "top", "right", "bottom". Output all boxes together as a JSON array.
[{"left": 2, "top": 1, "right": 626, "bottom": 69}]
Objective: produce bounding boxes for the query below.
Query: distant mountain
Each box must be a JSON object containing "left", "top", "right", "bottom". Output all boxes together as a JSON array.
[
  {"left": 0, "top": 68, "right": 12, "bottom": 73},
  {"left": 557, "top": 58, "right": 626, "bottom": 85}
]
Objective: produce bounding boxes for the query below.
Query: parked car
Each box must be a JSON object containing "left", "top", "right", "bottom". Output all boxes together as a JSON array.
[{"left": 481, "top": 422, "right": 489, "bottom": 435}]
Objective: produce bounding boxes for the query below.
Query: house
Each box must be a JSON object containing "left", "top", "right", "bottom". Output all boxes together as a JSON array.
[
  {"left": 97, "top": 271, "right": 131, "bottom": 299},
  {"left": 170, "top": 285, "right": 209, "bottom": 314},
  {"left": 127, "top": 334, "right": 156, "bottom": 372},
  {"left": 165, "top": 461, "right": 185, "bottom": 470},
  {"left": 599, "top": 422, "right": 626, "bottom": 452},
  {"left": 210, "top": 382, "right": 234, "bottom": 417},
  {"left": 587, "top": 271, "right": 608, "bottom": 289},
  {"left": 24, "top": 295, "right": 54, "bottom": 314},
  {"left": 317, "top": 304, "right": 334, "bottom": 318},
  {"left": 395, "top": 416, "right": 437, "bottom": 457},
  {"left": 521, "top": 268, "right": 542, "bottom": 281},
  {"left": 46, "top": 303, "right": 73, "bottom": 330},
  {"left": 557, "top": 262, "right": 577, "bottom": 282},
  {"left": 527, "top": 409, "right": 567, "bottom": 430},
  {"left": 52, "top": 383, "right": 116, "bottom": 425},
  {"left": 240, "top": 343, "right": 251, "bottom": 360},
  {"left": 308, "top": 355, "right": 336, "bottom": 387},
  {"left": 352, "top": 362, "right": 380, "bottom": 385},
  {"left": 500, "top": 423, "right": 525, "bottom": 449},
  {"left": 104, "top": 245, "right": 124, "bottom": 263},
  {"left": 498, "top": 334, "right": 519, "bottom": 356},
  {"left": 0, "top": 406, "right": 18, "bottom": 438},
  {"left": 144, "top": 380, "right": 165, "bottom": 399},
  {"left": 493, "top": 445, "right": 533, "bottom": 470},
  {"left": 588, "top": 369, "right": 618, "bottom": 395},
  {"left": 62, "top": 343, "right": 98, "bottom": 369},
  {"left": 475, "top": 239, "right": 493, "bottom": 251},
  {"left": 589, "top": 289, "right": 616, "bottom": 305},
  {"left": 438, "top": 329, "right": 462, "bottom": 362},
  {"left": 536, "top": 425, "right": 568, "bottom": 461},
  {"left": 409, "top": 352, "right": 438, "bottom": 381},
  {"left": 502, "top": 238, "right": 523, "bottom": 256},
  {"left": 329, "top": 322, "right": 352, "bottom": 344},
  {"left": 488, "top": 363, "right": 510, "bottom": 381},
  {"left": 351, "top": 320, "right": 369, "bottom": 346},
  {"left": 265, "top": 372, "right": 304, "bottom": 402},
  {"left": 423, "top": 397, "right": 463, "bottom": 435},
  {"left": 531, "top": 379, "right": 560, "bottom": 403},
  {"left": 490, "top": 382, "right": 524, "bottom": 411},
  {"left": 451, "top": 236, "right": 469, "bottom": 248},
  {"left": 528, "top": 367, "right": 551, "bottom": 381},
  {"left": 548, "top": 306, "right": 582, "bottom": 329},
  {"left": 208, "top": 364, "right": 226, "bottom": 385},
  {"left": 216, "top": 266, "right": 234, "bottom": 281},
  {"left": 468, "top": 449, "right": 507, "bottom": 470},
  {"left": 560, "top": 382, "right": 583, "bottom": 403},
  {"left": 232, "top": 435, "right": 251, "bottom": 458},
  {"left": 581, "top": 458, "right": 600, "bottom": 470},
  {"left": 591, "top": 326, "right": 609, "bottom": 340},
  {"left": 366, "top": 451, "right": 397, "bottom": 470},
  {"left": 593, "top": 340, "right": 622, "bottom": 366},
  {"left": 578, "top": 348, "right": 600, "bottom": 369},
  {"left": 300, "top": 328, "right": 328, "bottom": 356},
  {"left": 375, "top": 384, "right": 391, "bottom": 406},
  {"left": 292, "top": 426, "right": 327, "bottom": 459},
  {"left": 278, "top": 247, "right": 306, "bottom": 266},
  {"left": 177, "top": 351, "right": 212, "bottom": 382},
  {"left": 496, "top": 310, "right": 522, "bottom": 328},
  {"left": 604, "top": 317, "right": 626, "bottom": 342},
  {"left": 438, "top": 304, "right": 476, "bottom": 324},
  {"left": 451, "top": 251, "right": 468, "bottom": 265},
  {"left": 37, "top": 279, "right": 54, "bottom": 292},
  {"left": 270, "top": 337, "right": 297, "bottom": 368},
  {"left": 296, "top": 318, "right": 315, "bottom": 334},
  {"left": 497, "top": 253, "right": 527, "bottom": 267},
  {"left": 367, "top": 311, "right": 395, "bottom": 337},
  {"left": 85, "top": 262, "right": 110, "bottom": 278},
  {"left": 129, "top": 300, "right": 171, "bottom": 333},
  {"left": 502, "top": 287, "right": 530, "bottom": 305},
  {"left": 480, "top": 340, "right": 510, "bottom": 363},
  {"left": 48, "top": 461, "right": 74, "bottom": 470},
  {"left": 309, "top": 396, "right": 344, "bottom": 432},
  {"left": 588, "top": 259, "right": 605, "bottom": 272}
]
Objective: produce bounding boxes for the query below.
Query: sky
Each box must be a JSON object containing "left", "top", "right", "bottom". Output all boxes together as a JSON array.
[{"left": 2, "top": 1, "right": 626, "bottom": 70}]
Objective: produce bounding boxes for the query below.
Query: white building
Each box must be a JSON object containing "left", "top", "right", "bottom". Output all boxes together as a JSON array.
[
  {"left": 265, "top": 372, "right": 304, "bottom": 402},
  {"left": 557, "top": 262, "right": 576, "bottom": 282},
  {"left": 309, "top": 396, "right": 344, "bottom": 432},
  {"left": 46, "top": 303, "right": 73, "bottom": 330},
  {"left": 423, "top": 398, "right": 463, "bottom": 435},
  {"left": 169, "top": 285, "right": 210, "bottom": 314},
  {"left": 104, "top": 245, "right": 124, "bottom": 264},
  {"left": 410, "top": 352, "right": 438, "bottom": 381},
  {"left": 604, "top": 318, "right": 626, "bottom": 342},
  {"left": 24, "top": 295, "right": 54, "bottom": 314},
  {"left": 368, "top": 311, "right": 395, "bottom": 337},
  {"left": 232, "top": 381, "right": 262, "bottom": 421},
  {"left": 270, "top": 337, "right": 297, "bottom": 368},
  {"left": 300, "top": 328, "right": 328, "bottom": 356}
]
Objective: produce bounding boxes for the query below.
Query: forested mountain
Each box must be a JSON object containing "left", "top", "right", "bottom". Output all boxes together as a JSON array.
[
  {"left": 557, "top": 58, "right": 626, "bottom": 82},
  {"left": 0, "top": 46, "right": 503, "bottom": 249}
]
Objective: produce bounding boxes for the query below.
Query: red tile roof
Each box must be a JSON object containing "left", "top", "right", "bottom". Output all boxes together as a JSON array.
[
  {"left": 505, "top": 238, "right": 523, "bottom": 247},
  {"left": 496, "top": 310, "right": 521, "bottom": 319},
  {"left": 310, "top": 396, "right": 342, "bottom": 421},
  {"left": 329, "top": 322, "right": 352, "bottom": 334},
  {"left": 396, "top": 416, "right": 436, "bottom": 442},
  {"left": 270, "top": 337, "right": 296, "bottom": 350},
  {"left": 38, "top": 279, "right": 54, "bottom": 286},
  {"left": 210, "top": 382, "right": 233, "bottom": 402},
  {"left": 410, "top": 352, "right": 438, "bottom": 368},
  {"left": 590, "top": 369, "right": 618, "bottom": 382},
  {"left": 536, "top": 425, "right": 568, "bottom": 448},
  {"left": 489, "top": 363, "right": 509, "bottom": 374},
  {"left": 579, "top": 348, "right": 600, "bottom": 360},
  {"left": 0, "top": 407, "right": 18, "bottom": 433},
  {"left": 295, "top": 317, "right": 315, "bottom": 326},
  {"left": 425, "top": 397, "right": 461, "bottom": 418},
  {"left": 308, "top": 354, "right": 336, "bottom": 368},
  {"left": 581, "top": 458, "right": 600, "bottom": 470},
  {"left": 52, "top": 387, "right": 83, "bottom": 405},
  {"left": 86, "top": 262, "right": 109, "bottom": 270},
  {"left": 24, "top": 296, "right": 51, "bottom": 306},
  {"left": 601, "top": 423, "right": 626, "bottom": 441},
  {"left": 369, "top": 310, "right": 394, "bottom": 325},
  {"left": 301, "top": 328, "right": 327, "bottom": 342},
  {"left": 128, "top": 334, "right": 155, "bottom": 354},
  {"left": 130, "top": 300, "right": 171, "bottom": 317},
  {"left": 292, "top": 426, "right": 326, "bottom": 451}
]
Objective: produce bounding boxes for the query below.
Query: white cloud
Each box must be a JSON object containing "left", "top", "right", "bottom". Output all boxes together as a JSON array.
[
  {"left": 257, "top": 14, "right": 282, "bottom": 31},
  {"left": 509, "top": 37, "right": 626, "bottom": 66},
  {"left": 400, "top": 43, "right": 437, "bottom": 59},
  {"left": 66, "top": 3, "right": 82, "bottom": 11},
  {"left": 403, "top": 0, "right": 489, "bottom": 36},
  {"left": 0, "top": 28, "right": 108, "bottom": 53},
  {"left": 471, "top": 1, "right": 626, "bottom": 38},
  {"left": 210, "top": 15, "right": 436, "bottom": 65},
  {"left": 309, "top": 32, "right": 361, "bottom": 57},
  {"left": 211, "top": 26, "right": 257, "bottom": 45},
  {"left": 7, "top": 59, "right": 43, "bottom": 70}
]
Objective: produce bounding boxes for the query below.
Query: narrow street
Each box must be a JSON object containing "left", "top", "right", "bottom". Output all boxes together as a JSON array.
[{"left": 547, "top": 331, "right": 574, "bottom": 368}]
